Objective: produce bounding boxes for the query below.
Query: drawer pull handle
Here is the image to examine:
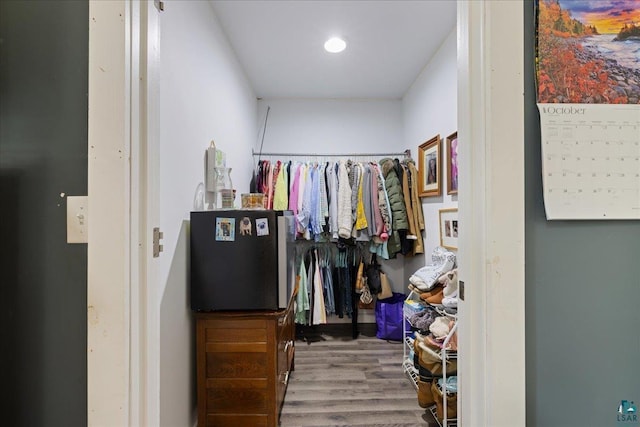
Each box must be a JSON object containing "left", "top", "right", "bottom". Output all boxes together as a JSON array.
[
  {"left": 282, "top": 371, "right": 290, "bottom": 385},
  {"left": 284, "top": 341, "right": 292, "bottom": 353}
]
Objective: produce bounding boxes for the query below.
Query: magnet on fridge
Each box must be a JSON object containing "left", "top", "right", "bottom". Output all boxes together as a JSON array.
[
  {"left": 239, "top": 217, "right": 252, "bottom": 236},
  {"left": 255, "top": 218, "right": 269, "bottom": 236},
  {"left": 215, "top": 217, "right": 235, "bottom": 241}
]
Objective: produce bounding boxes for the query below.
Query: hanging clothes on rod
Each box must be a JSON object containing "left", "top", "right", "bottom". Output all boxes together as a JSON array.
[
  {"left": 252, "top": 150, "right": 424, "bottom": 259},
  {"left": 293, "top": 241, "right": 365, "bottom": 328}
]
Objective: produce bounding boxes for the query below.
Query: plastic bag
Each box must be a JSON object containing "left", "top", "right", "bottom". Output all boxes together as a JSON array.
[{"left": 375, "top": 292, "right": 406, "bottom": 341}]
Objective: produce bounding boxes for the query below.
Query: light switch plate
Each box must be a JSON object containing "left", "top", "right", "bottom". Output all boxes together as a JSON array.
[{"left": 67, "top": 196, "right": 88, "bottom": 243}]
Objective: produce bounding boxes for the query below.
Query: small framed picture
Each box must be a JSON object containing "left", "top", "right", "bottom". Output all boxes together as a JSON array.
[
  {"left": 418, "top": 135, "right": 441, "bottom": 197},
  {"left": 439, "top": 208, "right": 458, "bottom": 250},
  {"left": 446, "top": 131, "right": 458, "bottom": 195}
]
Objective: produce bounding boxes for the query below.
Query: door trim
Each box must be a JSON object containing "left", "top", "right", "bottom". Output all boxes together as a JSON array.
[
  {"left": 132, "top": 0, "right": 162, "bottom": 425},
  {"left": 87, "top": 1, "right": 160, "bottom": 425},
  {"left": 457, "top": 1, "right": 526, "bottom": 426},
  {"left": 87, "top": 1, "right": 132, "bottom": 425}
]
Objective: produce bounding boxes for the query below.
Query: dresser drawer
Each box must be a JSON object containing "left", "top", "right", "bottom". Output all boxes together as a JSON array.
[
  {"left": 206, "top": 352, "right": 268, "bottom": 378},
  {"left": 206, "top": 326, "right": 267, "bottom": 343},
  {"left": 207, "top": 380, "right": 268, "bottom": 413},
  {"left": 206, "top": 414, "right": 268, "bottom": 427},
  {"left": 203, "top": 318, "right": 267, "bottom": 330}
]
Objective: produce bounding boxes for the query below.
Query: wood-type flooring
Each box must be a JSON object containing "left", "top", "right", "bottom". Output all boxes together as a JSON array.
[{"left": 279, "top": 326, "right": 437, "bottom": 427}]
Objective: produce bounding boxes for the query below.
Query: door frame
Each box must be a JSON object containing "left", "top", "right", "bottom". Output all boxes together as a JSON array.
[
  {"left": 87, "top": 1, "right": 526, "bottom": 426},
  {"left": 457, "top": 1, "right": 526, "bottom": 426},
  {"left": 87, "top": 1, "right": 160, "bottom": 425},
  {"left": 87, "top": 1, "right": 133, "bottom": 425}
]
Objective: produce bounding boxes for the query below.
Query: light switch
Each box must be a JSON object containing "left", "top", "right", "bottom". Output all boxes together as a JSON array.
[{"left": 67, "top": 196, "right": 88, "bottom": 243}]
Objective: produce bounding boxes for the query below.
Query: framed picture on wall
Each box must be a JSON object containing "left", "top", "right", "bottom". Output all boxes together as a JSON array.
[
  {"left": 446, "top": 131, "right": 458, "bottom": 195},
  {"left": 418, "top": 135, "right": 441, "bottom": 197},
  {"left": 439, "top": 208, "right": 458, "bottom": 250}
]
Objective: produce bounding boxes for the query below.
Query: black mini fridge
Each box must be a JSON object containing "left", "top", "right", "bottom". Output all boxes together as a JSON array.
[{"left": 190, "top": 209, "right": 296, "bottom": 311}]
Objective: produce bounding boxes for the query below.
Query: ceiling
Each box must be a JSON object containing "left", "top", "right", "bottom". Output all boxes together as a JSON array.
[{"left": 209, "top": 1, "right": 457, "bottom": 99}]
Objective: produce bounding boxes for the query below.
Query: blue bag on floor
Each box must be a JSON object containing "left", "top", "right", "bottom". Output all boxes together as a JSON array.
[{"left": 375, "top": 292, "right": 406, "bottom": 341}]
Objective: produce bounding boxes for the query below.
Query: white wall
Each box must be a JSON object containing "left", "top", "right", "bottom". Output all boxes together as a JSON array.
[
  {"left": 158, "top": 1, "right": 257, "bottom": 426},
  {"left": 402, "top": 27, "right": 457, "bottom": 277},
  {"left": 256, "top": 98, "right": 404, "bottom": 156}
]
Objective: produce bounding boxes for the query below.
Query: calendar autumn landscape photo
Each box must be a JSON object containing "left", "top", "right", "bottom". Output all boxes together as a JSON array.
[{"left": 536, "top": 0, "right": 640, "bottom": 104}]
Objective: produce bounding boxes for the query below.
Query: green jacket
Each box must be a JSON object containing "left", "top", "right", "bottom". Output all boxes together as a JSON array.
[
  {"left": 380, "top": 158, "right": 409, "bottom": 257},
  {"left": 380, "top": 158, "right": 409, "bottom": 230}
]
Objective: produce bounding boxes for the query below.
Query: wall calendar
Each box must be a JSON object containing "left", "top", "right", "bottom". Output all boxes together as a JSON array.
[
  {"left": 539, "top": 104, "right": 639, "bottom": 219},
  {"left": 535, "top": 0, "right": 640, "bottom": 220}
]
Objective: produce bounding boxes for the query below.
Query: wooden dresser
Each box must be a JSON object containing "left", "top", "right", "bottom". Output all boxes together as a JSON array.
[{"left": 195, "top": 296, "right": 295, "bottom": 427}]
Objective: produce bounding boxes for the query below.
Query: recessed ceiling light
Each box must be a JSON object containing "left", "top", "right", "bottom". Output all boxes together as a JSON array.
[{"left": 324, "top": 37, "right": 346, "bottom": 53}]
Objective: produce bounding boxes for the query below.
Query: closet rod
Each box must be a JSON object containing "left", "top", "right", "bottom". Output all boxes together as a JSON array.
[{"left": 252, "top": 148, "right": 412, "bottom": 158}]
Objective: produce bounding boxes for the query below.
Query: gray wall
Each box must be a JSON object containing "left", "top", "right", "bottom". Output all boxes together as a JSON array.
[
  {"left": 0, "top": 1, "right": 88, "bottom": 425},
  {"left": 524, "top": 2, "right": 640, "bottom": 427}
]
